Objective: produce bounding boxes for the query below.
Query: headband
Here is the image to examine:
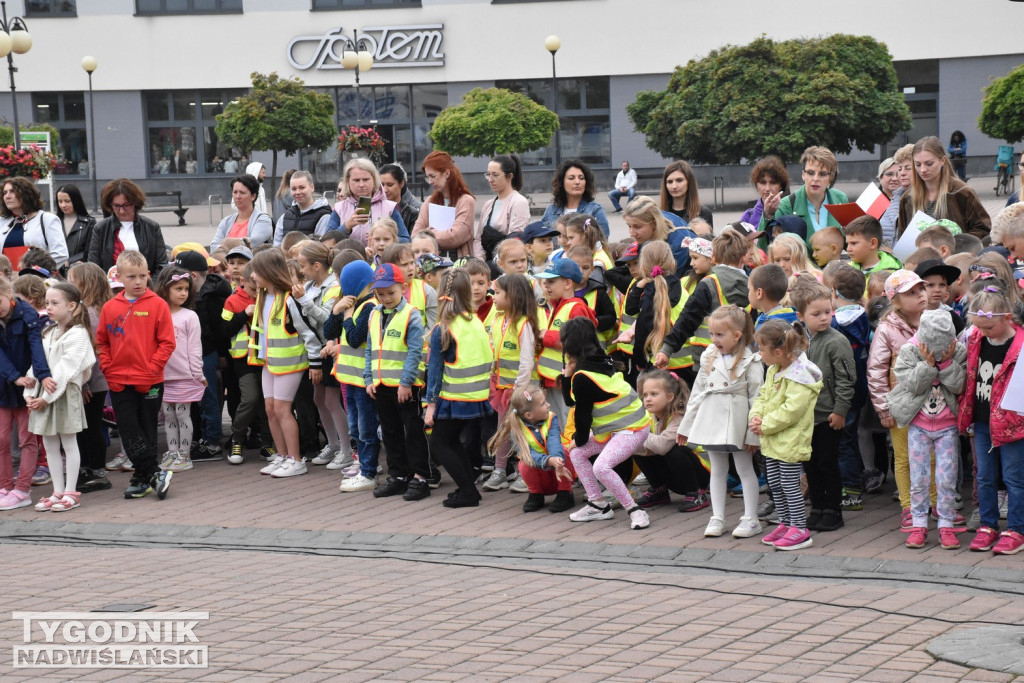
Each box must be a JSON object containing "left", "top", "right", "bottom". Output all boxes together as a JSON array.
[{"left": 970, "top": 310, "right": 1010, "bottom": 318}]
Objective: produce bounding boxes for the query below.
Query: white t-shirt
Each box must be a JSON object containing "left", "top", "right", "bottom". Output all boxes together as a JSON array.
[{"left": 118, "top": 222, "right": 139, "bottom": 252}]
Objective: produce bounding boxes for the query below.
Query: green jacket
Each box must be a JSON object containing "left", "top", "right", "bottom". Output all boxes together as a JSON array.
[
  {"left": 750, "top": 352, "right": 823, "bottom": 462},
  {"left": 853, "top": 250, "right": 902, "bottom": 275},
  {"left": 806, "top": 326, "right": 856, "bottom": 424},
  {"left": 757, "top": 186, "right": 849, "bottom": 248}
]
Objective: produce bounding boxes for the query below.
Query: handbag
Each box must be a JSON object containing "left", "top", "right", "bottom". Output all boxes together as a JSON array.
[{"left": 479, "top": 200, "right": 506, "bottom": 261}]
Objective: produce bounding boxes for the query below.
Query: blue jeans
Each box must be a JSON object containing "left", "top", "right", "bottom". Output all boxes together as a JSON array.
[
  {"left": 199, "top": 351, "right": 222, "bottom": 443},
  {"left": 608, "top": 188, "right": 635, "bottom": 211},
  {"left": 345, "top": 384, "right": 380, "bottom": 478},
  {"left": 974, "top": 422, "right": 1024, "bottom": 533},
  {"left": 837, "top": 408, "right": 863, "bottom": 491}
]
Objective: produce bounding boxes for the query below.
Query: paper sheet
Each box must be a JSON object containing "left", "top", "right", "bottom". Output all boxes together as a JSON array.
[
  {"left": 891, "top": 211, "right": 935, "bottom": 261},
  {"left": 428, "top": 203, "right": 456, "bottom": 232},
  {"left": 1001, "top": 358, "right": 1024, "bottom": 415}
]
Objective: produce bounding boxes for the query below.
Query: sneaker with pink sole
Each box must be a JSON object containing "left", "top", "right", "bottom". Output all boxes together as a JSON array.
[
  {"left": 992, "top": 530, "right": 1024, "bottom": 555},
  {"left": 774, "top": 527, "right": 813, "bottom": 551},
  {"left": 761, "top": 524, "right": 789, "bottom": 546}
]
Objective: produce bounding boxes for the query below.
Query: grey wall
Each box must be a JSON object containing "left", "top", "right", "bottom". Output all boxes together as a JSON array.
[
  {"left": 609, "top": 73, "right": 671, "bottom": 170},
  {"left": 940, "top": 54, "right": 1024, "bottom": 157},
  {"left": 93, "top": 91, "right": 148, "bottom": 180}
]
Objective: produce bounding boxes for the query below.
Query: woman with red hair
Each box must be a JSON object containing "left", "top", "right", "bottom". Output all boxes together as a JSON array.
[{"left": 412, "top": 151, "right": 479, "bottom": 259}]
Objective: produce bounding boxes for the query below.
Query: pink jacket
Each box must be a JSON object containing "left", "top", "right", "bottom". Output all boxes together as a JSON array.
[
  {"left": 867, "top": 310, "right": 916, "bottom": 421},
  {"left": 477, "top": 191, "right": 531, "bottom": 237},
  {"left": 412, "top": 193, "right": 480, "bottom": 259},
  {"left": 334, "top": 188, "right": 398, "bottom": 244},
  {"left": 163, "top": 308, "right": 205, "bottom": 387},
  {"left": 958, "top": 325, "right": 1024, "bottom": 447}
]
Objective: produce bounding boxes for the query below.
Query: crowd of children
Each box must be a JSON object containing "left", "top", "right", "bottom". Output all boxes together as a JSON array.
[{"left": 0, "top": 189, "right": 1023, "bottom": 558}]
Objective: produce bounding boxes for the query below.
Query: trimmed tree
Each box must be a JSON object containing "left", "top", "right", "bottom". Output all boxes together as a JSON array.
[
  {"left": 430, "top": 87, "right": 559, "bottom": 157},
  {"left": 979, "top": 63, "right": 1024, "bottom": 143},
  {"left": 215, "top": 71, "right": 336, "bottom": 190},
  {"left": 627, "top": 35, "right": 912, "bottom": 164}
]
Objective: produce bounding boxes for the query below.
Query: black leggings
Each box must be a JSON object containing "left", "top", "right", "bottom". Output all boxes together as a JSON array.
[
  {"left": 431, "top": 418, "right": 481, "bottom": 502},
  {"left": 77, "top": 389, "right": 108, "bottom": 471},
  {"left": 634, "top": 445, "right": 709, "bottom": 494}
]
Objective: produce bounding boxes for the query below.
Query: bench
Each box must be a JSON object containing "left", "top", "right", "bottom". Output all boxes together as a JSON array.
[{"left": 145, "top": 190, "right": 188, "bottom": 226}]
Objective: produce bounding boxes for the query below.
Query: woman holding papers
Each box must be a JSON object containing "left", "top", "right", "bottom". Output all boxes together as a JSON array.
[
  {"left": 896, "top": 136, "right": 990, "bottom": 241},
  {"left": 757, "top": 146, "right": 847, "bottom": 248},
  {"left": 412, "top": 151, "right": 479, "bottom": 259}
]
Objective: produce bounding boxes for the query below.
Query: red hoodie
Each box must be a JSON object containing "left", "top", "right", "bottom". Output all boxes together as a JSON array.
[{"left": 96, "top": 289, "right": 176, "bottom": 393}]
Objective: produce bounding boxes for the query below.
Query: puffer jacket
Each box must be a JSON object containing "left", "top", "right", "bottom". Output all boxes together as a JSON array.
[
  {"left": 887, "top": 335, "right": 967, "bottom": 429},
  {"left": 750, "top": 352, "right": 823, "bottom": 462},
  {"left": 958, "top": 325, "right": 1024, "bottom": 447},
  {"left": 867, "top": 310, "right": 917, "bottom": 422}
]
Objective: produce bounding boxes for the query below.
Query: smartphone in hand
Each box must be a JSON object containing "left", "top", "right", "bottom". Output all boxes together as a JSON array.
[{"left": 357, "top": 195, "right": 372, "bottom": 214}]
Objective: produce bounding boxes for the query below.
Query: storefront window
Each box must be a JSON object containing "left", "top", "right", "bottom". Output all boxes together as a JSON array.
[
  {"left": 31, "top": 93, "right": 88, "bottom": 177},
  {"left": 144, "top": 90, "right": 245, "bottom": 176},
  {"left": 25, "top": 0, "right": 76, "bottom": 16},
  {"left": 135, "top": 0, "right": 242, "bottom": 14},
  {"left": 312, "top": 0, "right": 421, "bottom": 9}
]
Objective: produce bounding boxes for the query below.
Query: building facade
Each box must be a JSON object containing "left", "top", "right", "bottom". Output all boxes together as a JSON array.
[{"left": 6, "top": 0, "right": 1024, "bottom": 204}]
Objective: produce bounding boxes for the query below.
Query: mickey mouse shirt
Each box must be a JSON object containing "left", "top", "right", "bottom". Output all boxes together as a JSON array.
[{"left": 975, "top": 337, "right": 1010, "bottom": 424}]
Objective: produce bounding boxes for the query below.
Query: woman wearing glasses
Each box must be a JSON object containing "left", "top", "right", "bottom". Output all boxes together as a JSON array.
[
  {"left": 880, "top": 144, "right": 915, "bottom": 246},
  {"left": 209, "top": 174, "right": 274, "bottom": 252},
  {"left": 320, "top": 158, "right": 409, "bottom": 245},
  {"left": 896, "top": 136, "right": 990, "bottom": 241},
  {"left": 758, "top": 146, "right": 847, "bottom": 246},
  {"left": 478, "top": 154, "right": 530, "bottom": 263},
  {"left": 87, "top": 178, "right": 167, "bottom": 274},
  {"left": 412, "top": 151, "right": 479, "bottom": 259}
]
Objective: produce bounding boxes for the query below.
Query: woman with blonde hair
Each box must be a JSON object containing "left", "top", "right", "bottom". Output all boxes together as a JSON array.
[
  {"left": 897, "top": 136, "right": 990, "bottom": 241},
  {"left": 880, "top": 143, "right": 915, "bottom": 246},
  {"left": 321, "top": 157, "right": 409, "bottom": 244},
  {"left": 758, "top": 146, "right": 847, "bottom": 247}
]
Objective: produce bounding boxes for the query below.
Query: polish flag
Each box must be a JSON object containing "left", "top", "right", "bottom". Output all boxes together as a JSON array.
[{"left": 856, "top": 184, "right": 890, "bottom": 220}]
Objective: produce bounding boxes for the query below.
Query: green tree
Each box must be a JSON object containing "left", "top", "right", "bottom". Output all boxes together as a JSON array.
[
  {"left": 215, "top": 71, "right": 336, "bottom": 190},
  {"left": 979, "top": 64, "right": 1024, "bottom": 143},
  {"left": 0, "top": 123, "right": 61, "bottom": 148},
  {"left": 430, "top": 88, "right": 559, "bottom": 157},
  {"left": 627, "top": 35, "right": 912, "bottom": 164}
]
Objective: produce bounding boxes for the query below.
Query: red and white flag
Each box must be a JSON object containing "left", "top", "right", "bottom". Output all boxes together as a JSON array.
[{"left": 856, "top": 184, "right": 890, "bottom": 219}]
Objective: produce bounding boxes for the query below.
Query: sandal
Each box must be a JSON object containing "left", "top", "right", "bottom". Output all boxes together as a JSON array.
[
  {"left": 51, "top": 492, "right": 81, "bottom": 512},
  {"left": 35, "top": 493, "right": 63, "bottom": 512}
]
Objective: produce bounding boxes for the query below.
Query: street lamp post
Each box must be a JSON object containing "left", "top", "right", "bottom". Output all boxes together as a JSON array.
[
  {"left": 340, "top": 32, "right": 374, "bottom": 126},
  {"left": 545, "top": 35, "right": 561, "bottom": 168},
  {"left": 82, "top": 56, "right": 99, "bottom": 214},
  {"left": 0, "top": 1, "right": 32, "bottom": 149}
]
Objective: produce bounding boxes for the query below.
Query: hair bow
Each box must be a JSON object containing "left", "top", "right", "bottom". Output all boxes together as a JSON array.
[
  {"left": 971, "top": 310, "right": 1008, "bottom": 319},
  {"left": 983, "top": 286, "right": 1001, "bottom": 293}
]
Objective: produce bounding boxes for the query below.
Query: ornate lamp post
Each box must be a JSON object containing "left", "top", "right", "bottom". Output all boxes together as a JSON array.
[
  {"left": 340, "top": 33, "right": 374, "bottom": 126},
  {"left": 545, "top": 35, "right": 561, "bottom": 168},
  {"left": 0, "top": 2, "right": 32, "bottom": 149},
  {"left": 82, "top": 56, "right": 99, "bottom": 213}
]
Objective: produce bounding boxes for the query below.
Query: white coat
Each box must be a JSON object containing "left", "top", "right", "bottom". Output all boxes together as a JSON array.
[{"left": 677, "top": 345, "right": 763, "bottom": 451}]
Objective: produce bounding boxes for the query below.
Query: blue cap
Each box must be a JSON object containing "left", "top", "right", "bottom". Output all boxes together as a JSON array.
[
  {"left": 340, "top": 260, "right": 374, "bottom": 296},
  {"left": 521, "top": 221, "right": 560, "bottom": 243},
  {"left": 535, "top": 257, "right": 583, "bottom": 282},
  {"left": 370, "top": 262, "right": 405, "bottom": 289}
]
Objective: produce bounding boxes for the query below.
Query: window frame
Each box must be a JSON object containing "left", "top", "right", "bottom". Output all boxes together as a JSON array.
[
  {"left": 134, "top": 0, "right": 243, "bottom": 16},
  {"left": 24, "top": 0, "right": 77, "bottom": 17},
  {"left": 311, "top": 0, "right": 422, "bottom": 10},
  {"left": 143, "top": 89, "right": 247, "bottom": 178},
  {"left": 31, "top": 91, "right": 89, "bottom": 178}
]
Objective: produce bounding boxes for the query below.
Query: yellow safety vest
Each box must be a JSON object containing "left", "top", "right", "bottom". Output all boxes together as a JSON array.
[
  {"left": 408, "top": 279, "right": 430, "bottom": 384},
  {"left": 583, "top": 289, "right": 618, "bottom": 352},
  {"left": 537, "top": 299, "right": 586, "bottom": 382},
  {"left": 480, "top": 301, "right": 498, "bottom": 337},
  {"left": 678, "top": 272, "right": 728, "bottom": 367},
  {"left": 570, "top": 369, "right": 651, "bottom": 443},
  {"left": 367, "top": 303, "right": 425, "bottom": 388},
  {"left": 221, "top": 307, "right": 250, "bottom": 360},
  {"left": 617, "top": 280, "right": 637, "bottom": 356},
  {"left": 248, "top": 292, "right": 308, "bottom": 375},
  {"left": 438, "top": 315, "right": 492, "bottom": 402},
  {"left": 522, "top": 412, "right": 555, "bottom": 455},
  {"left": 492, "top": 313, "right": 540, "bottom": 390},
  {"left": 332, "top": 298, "right": 376, "bottom": 387},
  {"left": 666, "top": 287, "right": 694, "bottom": 370},
  {"left": 595, "top": 250, "right": 614, "bottom": 272}
]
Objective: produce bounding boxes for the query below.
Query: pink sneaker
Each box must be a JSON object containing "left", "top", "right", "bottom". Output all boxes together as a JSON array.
[
  {"left": 774, "top": 527, "right": 813, "bottom": 551},
  {"left": 899, "top": 507, "right": 913, "bottom": 530},
  {"left": 992, "top": 530, "right": 1024, "bottom": 555},
  {"left": 0, "top": 489, "right": 32, "bottom": 510},
  {"left": 939, "top": 528, "right": 960, "bottom": 550},
  {"left": 905, "top": 527, "right": 927, "bottom": 548},
  {"left": 970, "top": 527, "right": 1000, "bottom": 552},
  {"left": 761, "top": 524, "right": 789, "bottom": 546}
]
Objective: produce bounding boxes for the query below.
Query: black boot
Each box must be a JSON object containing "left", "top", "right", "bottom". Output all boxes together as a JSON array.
[
  {"left": 549, "top": 490, "right": 575, "bottom": 513},
  {"left": 522, "top": 493, "right": 545, "bottom": 512},
  {"left": 817, "top": 509, "right": 845, "bottom": 531},
  {"left": 806, "top": 508, "right": 823, "bottom": 531}
]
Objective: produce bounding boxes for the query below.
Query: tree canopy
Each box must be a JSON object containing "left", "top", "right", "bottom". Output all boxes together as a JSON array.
[
  {"left": 627, "top": 35, "right": 912, "bottom": 164},
  {"left": 979, "top": 63, "right": 1024, "bottom": 143},
  {"left": 430, "top": 87, "right": 559, "bottom": 157},
  {"left": 215, "top": 71, "right": 335, "bottom": 184}
]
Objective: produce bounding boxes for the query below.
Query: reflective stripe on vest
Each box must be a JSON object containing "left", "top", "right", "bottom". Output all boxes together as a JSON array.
[
  {"left": 571, "top": 370, "right": 650, "bottom": 443},
  {"left": 678, "top": 272, "right": 728, "bottom": 366},
  {"left": 332, "top": 299, "right": 375, "bottom": 386},
  {"left": 522, "top": 412, "right": 554, "bottom": 455},
  {"left": 537, "top": 301, "right": 584, "bottom": 381},
  {"left": 617, "top": 280, "right": 637, "bottom": 356},
  {"left": 666, "top": 286, "right": 694, "bottom": 370},
  {"left": 439, "top": 315, "right": 492, "bottom": 402},
  {"left": 368, "top": 304, "right": 424, "bottom": 388},
  {"left": 221, "top": 307, "right": 250, "bottom": 359},
  {"left": 492, "top": 313, "right": 540, "bottom": 390},
  {"left": 249, "top": 294, "right": 308, "bottom": 375}
]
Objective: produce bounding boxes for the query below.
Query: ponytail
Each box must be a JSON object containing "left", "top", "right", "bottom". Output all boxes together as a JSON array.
[
  {"left": 754, "top": 319, "right": 809, "bottom": 359},
  {"left": 638, "top": 240, "right": 677, "bottom": 358},
  {"left": 437, "top": 268, "right": 474, "bottom": 351}
]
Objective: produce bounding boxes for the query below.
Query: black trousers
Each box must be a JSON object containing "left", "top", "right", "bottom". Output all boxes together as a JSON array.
[
  {"left": 634, "top": 444, "right": 710, "bottom": 494},
  {"left": 77, "top": 389, "right": 108, "bottom": 471},
  {"left": 431, "top": 418, "right": 482, "bottom": 502},
  {"left": 293, "top": 374, "right": 321, "bottom": 455},
  {"left": 373, "top": 385, "right": 429, "bottom": 479},
  {"left": 805, "top": 421, "right": 843, "bottom": 511},
  {"left": 111, "top": 385, "right": 163, "bottom": 479}
]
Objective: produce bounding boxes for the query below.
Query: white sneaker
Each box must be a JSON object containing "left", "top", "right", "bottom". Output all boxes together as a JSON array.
[
  {"left": 271, "top": 458, "right": 308, "bottom": 478},
  {"left": 732, "top": 516, "right": 762, "bottom": 538},
  {"left": 482, "top": 471, "right": 509, "bottom": 491},
  {"left": 569, "top": 501, "right": 614, "bottom": 522},
  {"left": 339, "top": 474, "right": 376, "bottom": 492},
  {"left": 509, "top": 476, "right": 529, "bottom": 494},
  {"left": 260, "top": 455, "right": 285, "bottom": 475},
  {"left": 166, "top": 454, "right": 193, "bottom": 472},
  {"left": 704, "top": 516, "right": 726, "bottom": 537},
  {"left": 632, "top": 473, "right": 649, "bottom": 488},
  {"left": 105, "top": 453, "right": 133, "bottom": 471},
  {"left": 629, "top": 507, "right": 650, "bottom": 530},
  {"left": 326, "top": 451, "right": 355, "bottom": 471},
  {"left": 159, "top": 452, "right": 174, "bottom": 470},
  {"left": 311, "top": 445, "right": 335, "bottom": 466}
]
